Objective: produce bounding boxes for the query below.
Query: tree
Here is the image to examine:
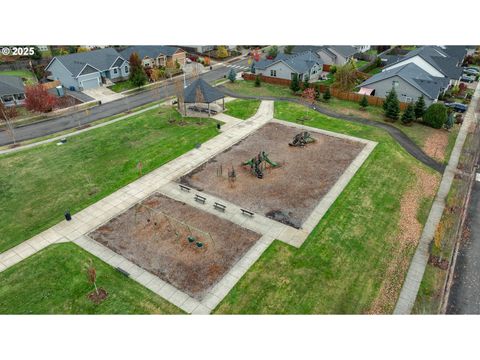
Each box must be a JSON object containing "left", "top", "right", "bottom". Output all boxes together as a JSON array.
[
  {"left": 216, "top": 46, "right": 228, "bottom": 59},
  {"left": 445, "top": 110, "right": 455, "bottom": 130},
  {"left": 290, "top": 73, "right": 300, "bottom": 93},
  {"left": 301, "top": 87, "right": 316, "bottom": 107},
  {"left": 303, "top": 75, "right": 310, "bottom": 89},
  {"left": 255, "top": 75, "right": 261, "bottom": 87},
  {"left": 267, "top": 45, "right": 278, "bottom": 59},
  {"left": 250, "top": 62, "right": 255, "bottom": 74},
  {"left": 401, "top": 103, "right": 415, "bottom": 125},
  {"left": 128, "top": 52, "right": 147, "bottom": 87},
  {"left": 314, "top": 85, "right": 321, "bottom": 101},
  {"left": 25, "top": 84, "right": 57, "bottom": 113},
  {"left": 85, "top": 259, "right": 99, "bottom": 296},
  {"left": 76, "top": 47, "right": 89, "bottom": 53},
  {"left": 333, "top": 60, "right": 358, "bottom": 91},
  {"left": 228, "top": 68, "right": 236, "bottom": 83},
  {"left": 284, "top": 46, "right": 294, "bottom": 55},
  {"left": 385, "top": 89, "right": 400, "bottom": 121},
  {"left": 0, "top": 103, "right": 17, "bottom": 145},
  {"left": 414, "top": 95, "right": 426, "bottom": 119},
  {"left": 359, "top": 94, "right": 369, "bottom": 109},
  {"left": 423, "top": 103, "right": 447, "bottom": 129},
  {"left": 383, "top": 87, "right": 397, "bottom": 111},
  {"left": 30, "top": 46, "right": 42, "bottom": 60},
  {"left": 323, "top": 87, "right": 331, "bottom": 101}
]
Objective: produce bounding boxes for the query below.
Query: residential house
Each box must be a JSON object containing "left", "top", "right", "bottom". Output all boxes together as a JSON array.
[
  {"left": 357, "top": 62, "right": 449, "bottom": 106},
  {"left": 45, "top": 48, "right": 129, "bottom": 91},
  {"left": 182, "top": 46, "right": 216, "bottom": 54},
  {"left": 0, "top": 75, "right": 26, "bottom": 107},
  {"left": 382, "top": 46, "right": 463, "bottom": 86},
  {"left": 354, "top": 45, "right": 371, "bottom": 53},
  {"left": 120, "top": 46, "right": 186, "bottom": 69},
  {"left": 292, "top": 45, "right": 358, "bottom": 66},
  {"left": 253, "top": 51, "right": 323, "bottom": 82}
]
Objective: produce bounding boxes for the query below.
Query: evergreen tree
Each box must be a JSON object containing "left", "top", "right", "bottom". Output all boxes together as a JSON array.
[
  {"left": 323, "top": 87, "right": 331, "bottom": 101},
  {"left": 290, "top": 74, "right": 300, "bottom": 93},
  {"left": 314, "top": 85, "right": 321, "bottom": 101},
  {"left": 359, "top": 94, "right": 369, "bottom": 109},
  {"left": 303, "top": 75, "right": 309, "bottom": 89},
  {"left": 383, "top": 88, "right": 396, "bottom": 111},
  {"left": 423, "top": 103, "right": 447, "bottom": 129},
  {"left": 414, "top": 95, "right": 426, "bottom": 119},
  {"left": 250, "top": 62, "right": 255, "bottom": 74},
  {"left": 128, "top": 52, "right": 147, "bottom": 87},
  {"left": 228, "top": 68, "right": 236, "bottom": 83},
  {"left": 385, "top": 89, "right": 400, "bottom": 121},
  {"left": 401, "top": 104, "right": 415, "bottom": 124},
  {"left": 254, "top": 75, "right": 261, "bottom": 87},
  {"left": 444, "top": 110, "right": 455, "bottom": 130}
]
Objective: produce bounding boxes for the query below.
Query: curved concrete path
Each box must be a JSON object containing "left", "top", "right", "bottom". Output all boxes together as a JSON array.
[{"left": 219, "top": 86, "right": 445, "bottom": 173}]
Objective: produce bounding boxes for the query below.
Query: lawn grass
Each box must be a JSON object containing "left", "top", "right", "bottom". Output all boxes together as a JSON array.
[
  {"left": 0, "top": 243, "right": 182, "bottom": 314},
  {"left": 0, "top": 106, "right": 219, "bottom": 253},
  {"left": 224, "top": 99, "right": 261, "bottom": 119},
  {"left": 214, "top": 101, "right": 439, "bottom": 314},
  {"left": 108, "top": 80, "right": 137, "bottom": 93},
  {"left": 0, "top": 69, "right": 37, "bottom": 85},
  {"left": 224, "top": 80, "right": 296, "bottom": 99},
  {"left": 355, "top": 60, "right": 369, "bottom": 69}
]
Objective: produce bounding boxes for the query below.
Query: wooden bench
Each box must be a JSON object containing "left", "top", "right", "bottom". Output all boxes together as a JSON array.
[
  {"left": 179, "top": 184, "right": 191, "bottom": 192},
  {"left": 214, "top": 202, "right": 226, "bottom": 212},
  {"left": 116, "top": 267, "right": 130, "bottom": 277},
  {"left": 194, "top": 194, "right": 206, "bottom": 204},
  {"left": 241, "top": 208, "right": 254, "bottom": 217}
]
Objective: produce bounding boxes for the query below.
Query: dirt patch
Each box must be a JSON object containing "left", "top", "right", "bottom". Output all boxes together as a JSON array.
[
  {"left": 89, "top": 193, "right": 261, "bottom": 300},
  {"left": 179, "top": 122, "right": 365, "bottom": 228},
  {"left": 87, "top": 288, "right": 108, "bottom": 304},
  {"left": 368, "top": 167, "right": 440, "bottom": 314},
  {"left": 423, "top": 130, "right": 448, "bottom": 162}
]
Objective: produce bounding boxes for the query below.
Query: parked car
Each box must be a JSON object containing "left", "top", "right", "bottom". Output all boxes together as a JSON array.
[
  {"left": 460, "top": 74, "right": 476, "bottom": 83},
  {"left": 464, "top": 67, "right": 479, "bottom": 75},
  {"left": 445, "top": 102, "right": 468, "bottom": 113}
]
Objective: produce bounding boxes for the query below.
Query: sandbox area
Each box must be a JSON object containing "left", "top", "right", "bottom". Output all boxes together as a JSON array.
[
  {"left": 179, "top": 122, "right": 366, "bottom": 228},
  {"left": 89, "top": 193, "right": 261, "bottom": 300}
]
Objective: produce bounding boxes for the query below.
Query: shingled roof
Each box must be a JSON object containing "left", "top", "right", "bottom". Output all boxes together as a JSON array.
[
  {"left": 120, "top": 46, "right": 184, "bottom": 60},
  {"left": 254, "top": 51, "right": 322, "bottom": 74},
  {"left": 184, "top": 78, "right": 224, "bottom": 103},
  {"left": 359, "top": 62, "right": 449, "bottom": 100},
  {"left": 0, "top": 75, "right": 25, "bottom": 97}
]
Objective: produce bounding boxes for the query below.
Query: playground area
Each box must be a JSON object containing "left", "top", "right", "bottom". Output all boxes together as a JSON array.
[
  {"left": 179, "top": 122, "right": 366, "bottom": 228},
  {"left": 88, "top": 193, "right": 261, "bottom": 300}
]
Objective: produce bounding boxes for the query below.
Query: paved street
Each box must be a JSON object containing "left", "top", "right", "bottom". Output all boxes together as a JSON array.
[
  {"left": 0, "top": 57, "right": 249, "bottom": 146},
  {"left": 447, "top": 162, "right": 480, "bottom": 314}
]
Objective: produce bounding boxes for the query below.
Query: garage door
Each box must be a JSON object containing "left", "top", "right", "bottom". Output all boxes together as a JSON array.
[{"left": 81, "top": 78, "right": 99, "bottom": 90}]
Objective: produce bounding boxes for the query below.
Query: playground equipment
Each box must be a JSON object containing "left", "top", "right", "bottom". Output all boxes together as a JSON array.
[
  {"left": 242, "top": 151, "right": 279, "bottom": 179},
  {"left": 289, "top": 131, "right": 316, "bottom": 147}
]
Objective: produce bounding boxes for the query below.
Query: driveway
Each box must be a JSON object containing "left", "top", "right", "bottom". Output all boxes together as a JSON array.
[{"left": 82, "top": 86, "right": 124, "bottom": 104}]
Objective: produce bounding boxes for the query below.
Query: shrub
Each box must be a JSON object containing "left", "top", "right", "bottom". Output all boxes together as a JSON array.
[
  {"left": 423, "top": 103, "right": 447, "bottom": 129},
  {"left": 25, "top": 84, "right": 57, "bottom": 113},
  {"left": 314, "top": 85, "right": 321, "bottom": 100},
  {"left": 228, "top": 68, "right": 236, "bottom": 83},
  {"left": 414, "top": 95, "right": 426, "bottom": 119},
  {"left": 267, "top": 45, "right": 278, "bottom": 59},
  {"left": 330, "top": 66, "right": 337, "bottom": 74},
  {"left": 359, "top": 94, "right": 369, "bottom": 109},
  {"left": 254, "top": 75, "right": 261, "bottom": 87},
  {"left": 323, "top": 87, "right": 331, "bottom": 101},
  {"left": 290, "top": 74, "right": 300, "bottom": 93},
  {"left": 401, "top": 104, "right": 415, "bottom": 125}
]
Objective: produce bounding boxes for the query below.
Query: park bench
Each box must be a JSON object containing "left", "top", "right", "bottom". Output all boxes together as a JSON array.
[
  {"left": 213, "top": 202, "right": 226, "bottom": 212},
  {"left": 179, "top": 184, "right": 191, "bottom": 192},
  {"left": 194, "top": 194, "right": 206, "bottom": 204},
  {"left": 240, "top": 208, "right": 254, "bottom": 217}
]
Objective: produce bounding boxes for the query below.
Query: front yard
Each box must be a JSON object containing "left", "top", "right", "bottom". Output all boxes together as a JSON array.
[
  {"left": 0, "top": 69, "right": 38, "bottom": 85},
  {"left": 0, "top": 106, "right": 220, "bottom": 253},
  {"left": 108, "top": 80, "right": 137, "bottom": 93},
  {"left": 214, "top": 101, "right": 440, "bottom": 314},
  {"left": 0, "top": 243, "right": 182, "bottom": 314}
]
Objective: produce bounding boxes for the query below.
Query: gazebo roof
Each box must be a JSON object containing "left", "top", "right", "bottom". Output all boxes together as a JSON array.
[{"left": 184, "top": 78, "right": 224, "bottom": 104}]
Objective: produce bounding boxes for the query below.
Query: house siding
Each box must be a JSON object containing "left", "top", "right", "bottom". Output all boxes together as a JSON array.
[{"left": 46, "top": 58, "right": 80, "bottom": 90}]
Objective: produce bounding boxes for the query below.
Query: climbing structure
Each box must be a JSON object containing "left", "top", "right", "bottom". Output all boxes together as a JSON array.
[
  {"left": 289, "top": 131, "right": 316, "bottom": 147},
  {"left": 242, "top": 151, "right": 279, "bottom": 179}
]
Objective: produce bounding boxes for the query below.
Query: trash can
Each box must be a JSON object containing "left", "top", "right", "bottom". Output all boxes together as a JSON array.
[{"left": 64, "top": 210, "right": 72, "bottom": 221}]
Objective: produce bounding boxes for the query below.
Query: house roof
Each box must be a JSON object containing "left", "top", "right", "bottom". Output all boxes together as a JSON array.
[
  {"left": 120, "top": 46, "right": 184, "bottom": 60},
  {"left": 386, "top": 46, "right": 462, "bottom": 80},
  {"left": 359, "top": 62, "right": 449, "bottom": 100},
  {"left": 254, "top": 51, "right": 322, "bottom": 74},
  {"left": 46, "top": 48, "right": 126, "bottom": 77},
  {"left": 439, "top": 45, "right": 468, "bottom": 65},
  {"left": 0, "top": 75, "right": 25, "bottom": 97},
  {"left": 322, "top": 46, "right": 358, "bottom": 58},
  {"left": 183, "top": 78, "right": 224, "bottom": 103}
]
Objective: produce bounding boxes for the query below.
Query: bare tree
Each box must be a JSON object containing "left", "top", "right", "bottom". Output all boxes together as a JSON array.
[
  {"left": 0, "top": 106, "right": 17, "bottom": 146},
  {"left": 174, "top": 75, "right": 185, "bottom": 114},
  {"left": 85, "top": 259, "right": 99, "bottom": 296}
]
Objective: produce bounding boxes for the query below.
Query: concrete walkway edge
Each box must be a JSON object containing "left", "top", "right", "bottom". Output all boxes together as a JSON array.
[{"left": 393, "top": 81, "right": 480, "bottom": 314}]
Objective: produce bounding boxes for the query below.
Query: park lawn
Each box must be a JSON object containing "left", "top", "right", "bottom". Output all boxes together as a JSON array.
[
  {"left": 108, "top": 80, "right": 137, "bottom": 93},
  {"left": 0, "top": 106, "right": 219, "bottom": 253},
  {"left": 0, "top": 69, "right": 37, "bottom": 85},
  {"left": 214, "top": 101, "right": 440, "bottom": 314},
  {"left": 224, "top": 99, "right": 261, "bottom": 119},
  {"left": 223, "top": 80, "right": 296, "bottom": 99},
  {"left": 0, "top": 243, "right": 182, "bottom": 314},
  {"left": 355, "top": 60, "right": 369, "bottom": 69}
]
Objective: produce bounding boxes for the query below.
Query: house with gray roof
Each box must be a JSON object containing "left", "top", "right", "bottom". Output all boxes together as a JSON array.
[
  {"left": 45, "top": 48, "right": 129, "bottom": 91},
  {"left": 253, "top": 51, "right": 323, "bottom": 82},
  {"left": 0, "top": 75, "right": 26, "bottom": 107},
  {"left": 382, "top": 46, "right": 463, "bottom": 86},
  {"left": 292, "top": 45, "right": 358, "bottom": 66},
  {"left": 120, "top": 46, "right": 186, "bottom": 69},
  {"left": 357, "top": 62, "right": 449, "bottom": 106}
]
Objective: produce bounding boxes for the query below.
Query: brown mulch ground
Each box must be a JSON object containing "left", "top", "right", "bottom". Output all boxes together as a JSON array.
[
  {"left": 89, "top": 193, "right": 261, "bottom": 300},
  {"left": 368, "top": 167, "right": 440, "bottom": 314},
  {"left": 423, "top": 130, "right": 448, "bottom": 162},
  {"left": 179, "top": 122, "right": 365, "bottom": 228},
  {"left": 87, "top": 288, "right": 108, "bottom": 304}
]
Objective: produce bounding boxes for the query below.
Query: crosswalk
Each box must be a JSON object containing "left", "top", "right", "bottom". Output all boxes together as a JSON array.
[{"left": 223, "top": 63, "right": 250, "bottom": 71}]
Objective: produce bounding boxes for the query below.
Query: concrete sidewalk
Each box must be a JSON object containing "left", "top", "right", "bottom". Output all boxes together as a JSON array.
[{"left": 394, "top": 81, "right": 480, "bottom": 314}]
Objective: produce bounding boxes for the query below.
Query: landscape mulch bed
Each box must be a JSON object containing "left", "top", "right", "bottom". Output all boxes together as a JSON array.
[
  {"left": 89, "top": 193, "right": 261, "bottom": 300},
  {"left": 179, "top": 122, "right": 365, "bottom": 228}
]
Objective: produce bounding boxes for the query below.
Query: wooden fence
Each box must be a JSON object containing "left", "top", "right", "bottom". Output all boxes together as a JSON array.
[{"left": 242, "top": 73, "right": 409, "bottom": 110}]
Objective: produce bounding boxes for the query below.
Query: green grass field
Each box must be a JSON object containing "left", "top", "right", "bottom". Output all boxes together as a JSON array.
[
  {"left": 0, "top": 243, "right": 182, "bottom": 314},
  {"left": 224, "top": 80, "right": 296, "bottom": 99},
  {"left": 108, "top": 80, "right": 137, "bottom": 93},
  {"left": 0, "top": 69, "right": 37, "bottom": 85},
  {"left": 213, "top": 101, "right": 439, "bottom": 314},
  {"left": 224, "top": 99, "right": 261, "bottom": 119},
  {"left": 0, "top": 106, "right": 219, "bottom": 253}
]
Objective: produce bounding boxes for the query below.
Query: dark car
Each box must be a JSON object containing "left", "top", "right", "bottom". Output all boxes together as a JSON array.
[
  {"left": 463, "top": 67, "right": 479, "bottom": 76},
  {"left": 460, "top": 74, "right": 475, "bottom": 83},
  {"left": 445, "top": 102, "right": 468, "bottom": 113}
]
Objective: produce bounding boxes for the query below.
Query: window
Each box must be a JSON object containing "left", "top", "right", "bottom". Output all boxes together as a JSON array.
[
  {"left": 392, "top": 80, "right": 399, "bottom": 88},
  {"left": 125, "top": 66, "right": 129, "bottom": 73},
  {"left": 405, "top": 96, "right": 413, "bottom": 103},
  {"left": 270, "top": 70, "right": 277, "bottom": 77},
  {"left": 113, "top": 68, "right": 118, "bottom": 74}
]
